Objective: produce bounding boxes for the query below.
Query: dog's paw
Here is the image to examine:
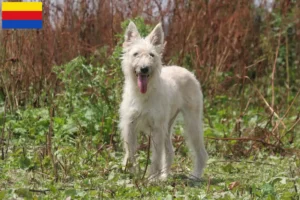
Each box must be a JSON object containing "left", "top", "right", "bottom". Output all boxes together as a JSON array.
[
  {"left": 147, "top": 173, "right": 159, "bottom": 182},
  {"left": 147, "top": 172, "right": 169, "bottom": 182},
  {"left": 188, "top": 175, "right": 201, "bottom": 181},
  {"left": 159, "top": 173, "right": 169, "bottom": 181}
]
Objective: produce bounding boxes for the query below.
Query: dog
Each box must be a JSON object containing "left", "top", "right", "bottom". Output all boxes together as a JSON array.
[{"left": 119, "top": 21, "right": 208, "bottom": 180}]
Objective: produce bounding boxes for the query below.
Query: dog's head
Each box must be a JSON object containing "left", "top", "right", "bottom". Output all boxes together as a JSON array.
[{"left": 122, "top": 22, "right": 164, "bottom": 94}]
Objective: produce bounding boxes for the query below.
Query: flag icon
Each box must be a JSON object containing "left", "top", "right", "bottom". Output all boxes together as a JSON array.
[{"left": 2, "top": 2, "right": 43, "bottom": 29}]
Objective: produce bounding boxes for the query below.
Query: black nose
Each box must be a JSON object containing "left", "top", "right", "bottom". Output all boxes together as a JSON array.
[{"left": 141, "top": 66, "right": 149, "bottom": 74}]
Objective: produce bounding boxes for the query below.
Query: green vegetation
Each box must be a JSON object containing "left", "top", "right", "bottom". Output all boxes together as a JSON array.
[{"left": 0, "top": 17, "right": 299, "bottom": 199}]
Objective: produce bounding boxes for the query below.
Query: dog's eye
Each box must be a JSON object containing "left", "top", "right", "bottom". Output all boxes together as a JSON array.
[
  {"left": 133, "top": 52, "right": 138, "bottom": 57},
  {"left": 149, "top": 53, "right": 154, "bottom": 57}
]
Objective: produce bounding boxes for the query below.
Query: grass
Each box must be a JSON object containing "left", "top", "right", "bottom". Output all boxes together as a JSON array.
[
  {"left": 0, "top": 144, "right": 299, "bottom": 199},
  {"left": 0, "top": 93, "right": 299, "bottom": 199}
]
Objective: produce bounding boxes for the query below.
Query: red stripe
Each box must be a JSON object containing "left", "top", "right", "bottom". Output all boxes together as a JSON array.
[{"left": 2, "top": 11, "right": 42, "bottom": 20}]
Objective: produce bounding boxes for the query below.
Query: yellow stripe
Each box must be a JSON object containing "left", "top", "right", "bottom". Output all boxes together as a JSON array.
[{"left": 2, "top": 2, "right": 42, "bottom": 11}]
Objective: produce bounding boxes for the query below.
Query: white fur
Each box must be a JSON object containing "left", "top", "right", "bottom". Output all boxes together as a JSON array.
[{"left": 119, "top": 22, "right": 208, "bottom": 180}]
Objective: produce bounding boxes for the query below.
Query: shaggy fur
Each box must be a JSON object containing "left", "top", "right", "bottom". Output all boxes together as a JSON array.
[{"left": 119, "top": 22, "right": 208, "bottom": 180}]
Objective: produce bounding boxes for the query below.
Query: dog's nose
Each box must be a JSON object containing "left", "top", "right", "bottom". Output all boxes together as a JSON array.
[{"left": 141, "top": 66, "right": 149, "bottom": 74}]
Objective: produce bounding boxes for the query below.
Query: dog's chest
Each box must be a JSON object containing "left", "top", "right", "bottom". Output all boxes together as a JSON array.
[
  {"left": 134, "top": 111, "right": 154, "bottom": 133},
  {"left": 131, "top": 100, "right": 165, "bottom": 133}
]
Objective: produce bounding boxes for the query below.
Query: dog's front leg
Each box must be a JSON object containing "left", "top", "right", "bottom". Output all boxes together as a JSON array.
[
  {"left": 121, "top": 122, "right": 137, "bottom": 173},
  {"left": 148, "top": 126, "right": 167, "bottom": 181}
]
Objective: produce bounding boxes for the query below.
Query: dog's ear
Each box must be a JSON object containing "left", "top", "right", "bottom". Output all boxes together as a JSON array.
[
  {"left": 146, "top": 23, "right": 164, "bottom": 47},
  {"left": 123, "top": 21, "right": 141, "bottom": 47}
]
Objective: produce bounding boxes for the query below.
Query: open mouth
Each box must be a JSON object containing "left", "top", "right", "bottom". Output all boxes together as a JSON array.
[{"left": 137, "top": 74, "right": 149, "bottom": 94}]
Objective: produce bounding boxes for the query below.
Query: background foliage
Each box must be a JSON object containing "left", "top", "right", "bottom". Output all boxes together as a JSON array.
[{"left": 0, "top": 0, "right": 299, "bottom": 199}]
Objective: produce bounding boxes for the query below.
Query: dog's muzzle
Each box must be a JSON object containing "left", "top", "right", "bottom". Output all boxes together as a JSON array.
[
  {"left": 140, "top": 66, "right": 149, "bottom": 74},
  {"left": 136, "top": 66, "right": 150, "bottom": 76},
  {"left": 136, "top": 66, "right": 150, "bottom": 94}
]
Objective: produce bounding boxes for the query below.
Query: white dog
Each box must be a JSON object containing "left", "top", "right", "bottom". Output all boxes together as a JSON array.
[{"left": 119, "top": 21, "right": 208, "bottom": 180}]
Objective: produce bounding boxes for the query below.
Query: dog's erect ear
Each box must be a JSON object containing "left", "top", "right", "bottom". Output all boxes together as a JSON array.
[
  {"left": 123, "top": 21, "right": 141, "bottom": 47},
  {"left": 146, "top": 23, "right": 164, "bottom": 47}
]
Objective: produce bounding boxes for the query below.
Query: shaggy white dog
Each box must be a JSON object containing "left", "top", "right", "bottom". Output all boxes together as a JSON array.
[{"left": 119, "top": 22, "right": 208, "bottom": 180}]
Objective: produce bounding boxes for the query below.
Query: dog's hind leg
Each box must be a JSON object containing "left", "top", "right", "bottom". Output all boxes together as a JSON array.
[{"left": 182, "top": 107, "right": 208, "bottom": 179}]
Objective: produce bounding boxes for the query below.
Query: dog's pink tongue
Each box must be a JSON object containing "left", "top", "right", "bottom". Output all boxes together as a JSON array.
[{"left": 138, "top": 75, "right": 148, "bottom": 94}]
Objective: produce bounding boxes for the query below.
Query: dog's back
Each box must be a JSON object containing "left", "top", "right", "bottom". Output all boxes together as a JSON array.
[{"left": 161, "top": 66, "right": 203, "bottom": 111}]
